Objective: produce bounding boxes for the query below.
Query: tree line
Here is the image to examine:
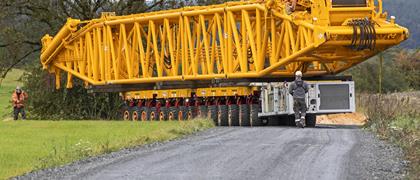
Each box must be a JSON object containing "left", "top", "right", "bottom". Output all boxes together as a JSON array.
[{"left": 344, "top": 49, "right": 419, "bottom": 93}]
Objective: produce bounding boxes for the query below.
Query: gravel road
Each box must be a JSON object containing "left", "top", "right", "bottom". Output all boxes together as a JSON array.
[{"left": 17, "top": 125, "right": 408, "bottom": 180}]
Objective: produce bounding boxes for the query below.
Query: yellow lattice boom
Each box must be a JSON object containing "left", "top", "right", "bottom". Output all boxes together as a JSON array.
[{"left": 40, "top": 0, "right": 408, "bottom": 89}]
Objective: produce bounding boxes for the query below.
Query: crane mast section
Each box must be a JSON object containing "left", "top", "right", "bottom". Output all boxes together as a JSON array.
[{"left": 40, "top": 0, "right": 408, "bottom": 89}]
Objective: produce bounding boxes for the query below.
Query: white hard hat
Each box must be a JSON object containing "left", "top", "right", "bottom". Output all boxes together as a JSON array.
[
  {"left": 295, "top": 71, "right": 303, "bottom": 77},
  {"left": 16, "top": 86, "right": 21, "bottom": 90}
]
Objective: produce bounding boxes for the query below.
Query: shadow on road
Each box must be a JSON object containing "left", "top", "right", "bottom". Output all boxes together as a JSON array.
[{"left": 314, "top": 124, "right": 362, "bottom": 129}]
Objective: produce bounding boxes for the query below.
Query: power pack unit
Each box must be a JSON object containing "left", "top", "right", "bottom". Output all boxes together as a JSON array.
[{"left": 259, "top": 81, "right": 355, "bottom": 117}]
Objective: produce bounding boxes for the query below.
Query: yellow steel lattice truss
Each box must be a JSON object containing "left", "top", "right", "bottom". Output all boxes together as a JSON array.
[{"left": 40, "top": 0, "right": 408, "bottom": 89}]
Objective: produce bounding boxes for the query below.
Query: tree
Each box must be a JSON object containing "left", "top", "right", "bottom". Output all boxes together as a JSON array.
[
  {"left": 0, "top": 0, "right": 170, "bottom": 119},
  {"left": 392, "top": 49, "right": 420, "bottom": 89},
  {"left": 0, "top": 0, "right": 167, "bottom": 86},
  {"left": 345, "top": 48, "right": 419, "bottom": 93}
]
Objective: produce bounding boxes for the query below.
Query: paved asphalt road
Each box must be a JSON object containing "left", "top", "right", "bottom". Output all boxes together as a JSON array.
[{"left": 20, "top": 125, "right": 407, "bottom": 180}]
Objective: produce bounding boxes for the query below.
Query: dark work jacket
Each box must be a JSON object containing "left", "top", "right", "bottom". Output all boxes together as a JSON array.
[{"left": 289, "top": 78, "right": 309, "bottom": 99}]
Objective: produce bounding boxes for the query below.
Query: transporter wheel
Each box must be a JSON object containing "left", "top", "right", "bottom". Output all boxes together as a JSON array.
[
  {"left": 228, "top": 104, "right": 239, "bottom": 126},
  {"left": 218, "top": 105, "right": 228, "bottom": 126},
  {"left": 239, "top": 104, "right": 250, "bottom": 126},
  {"left": 186, "top": 110, "right": 193, "bottom": 120},
  {"left": 197, "top": 106, "right": 208, "bottom": 118},
  {"left": 277, "top": 115, "right": 293, "bottom": 126},
  {"left": 261, "top": 118, "right": 269, "bottom": 126},
  {"left": 168, "top": 107, "right": 178, "bottom": 121},
  {"left": 121, "top": 106, "right": 131, "bottom": 121},
  {"left": 287, "top": 115, "right": 296, "bottom": 126},
  {"left": 159, "top": 107, "right": 169, "bottom": 121},
  {"left": 306, "top": 114, "right": 317, "bottom": 127},
  {"left": 207, "top": 105, "right": 218, "bottom": 125},
  {"left": 250, "top": 104, "right": 262, "bottom": 126},
  {"left": 140, "top": 107, "right": 150, "bottom": 121},
  {"left": 187, "top": 106, "right": 197, "bottom": 120},
  {"left": 150, "top": 107, "right": 158, "bottom": 121},
  {"left": 178, "top": 106, "right": 188, "bottom": 121},
  {"left": 131, "top": 107, "right": 141, "bottom": 121}
]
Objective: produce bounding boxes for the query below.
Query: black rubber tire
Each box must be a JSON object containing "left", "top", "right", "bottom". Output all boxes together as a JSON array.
[
  {"left": 266, "top": 116, "right": 282, "bottom": 126},
  {"left": 178, "top": 106, "right": 188, "bottom": 121},
  {"left": 306, "top": 114, "right": 317, "bottom": 127},
  {"left": 159, "top": 107, "right": 169, "bottom": 121},
  {"left": 140, "top": 107, "right": 150, "bottom": 121},
  {"left": 277, "top": 115, "right": 293, "bottom": 126},
  {"left": 218, "top": 105, "right": 228, "bottom": 126},
  {"left": 207, "top": 105, "right": 218, "bottom": 125},
  {"left": 228, "top": 104, "right": 239, "bottom": 126},
  {"left": 131, "top": 106, "right": 141, "bottom": 121},
  {"left": 150, "top": 107, "right": 158, "bottom": 121},
  {"left": 250, "top": 104, "right": 262, "bottom": 126},
  {"left": 121, "top": 105, "right": 131, "bottom": 121},
  {"left": 168, "top": 107, "right": 178, "bottom": 121},
  {"left": 261, "top": 118, "right": 269, "bottom": 126},
  {"left": 198, "top": 106, "right": 208, "bottom": 118},
  {"left": 188, "top": 106, "right": 197, "bottom": 120},
  {"left": 239, "top": 104, "right": 250, "bottom": 126},
  {"left": 288, "top": 115, "right": 296, "bottom": 126}
]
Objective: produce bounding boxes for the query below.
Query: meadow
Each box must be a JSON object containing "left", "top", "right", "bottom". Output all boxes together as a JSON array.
[
  {"left": 0, "top": 119, "right": 214, "bottom": 179},
  {"left": 0, "top": 70, "right": 214, "bottom": 179}
]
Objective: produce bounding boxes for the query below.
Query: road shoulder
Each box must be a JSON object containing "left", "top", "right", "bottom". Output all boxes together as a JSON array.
[{"left": 341, "top": 130, "right": 408, "bottom": 179}]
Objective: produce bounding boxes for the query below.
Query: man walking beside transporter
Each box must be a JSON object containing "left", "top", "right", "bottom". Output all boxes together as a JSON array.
[{"left": 289, "top": 71, "right": 309, "bottom": 128}]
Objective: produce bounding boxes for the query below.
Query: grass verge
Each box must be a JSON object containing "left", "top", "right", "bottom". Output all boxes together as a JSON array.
[
  {"left": 358, "top": 92, "right": 419, "bottom": 179},
  {"left": 0, "top": 119, "right": 214, "bottom": 179}
]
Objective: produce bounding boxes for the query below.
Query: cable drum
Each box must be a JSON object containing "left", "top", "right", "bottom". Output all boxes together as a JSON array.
[{"left": 348, "top": 18, "right": 376, "bottom": 51}]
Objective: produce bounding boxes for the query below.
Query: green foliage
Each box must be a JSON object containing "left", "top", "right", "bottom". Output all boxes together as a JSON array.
[
  {"left": 345, "top": 49, "right": 419, "bottom": 93},
  {"left": 392, "top": 49, "right": 420, "bottom": 89},
  {"left": 22, "top": 66, "right": 122, "bottom": 120},
  {"left": 0, "top": 119, "right": 215, "bottom": 179}
]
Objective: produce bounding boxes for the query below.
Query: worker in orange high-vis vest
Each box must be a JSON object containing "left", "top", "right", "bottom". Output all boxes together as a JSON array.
[{"left": 12, "top": 86, "right": 28, "bottom": 120}]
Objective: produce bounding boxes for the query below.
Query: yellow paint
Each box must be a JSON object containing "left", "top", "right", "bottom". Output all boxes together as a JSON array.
[
  {"left": 124, "top": 86, "right": 255, "bottom": 100},
  {"left": 41, "top": 0, "right": 408, "bottom": 87}
]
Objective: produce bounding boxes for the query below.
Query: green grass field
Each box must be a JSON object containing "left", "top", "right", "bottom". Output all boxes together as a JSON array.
[
  {"left": 0, "top": 69, "right": 24, "bottom": 119},
  {"left": 0, "top": 69, "right": 214, "bottom": 179},
  {"left": 0, "top": 120, "right": 214, "bottom": 179}
]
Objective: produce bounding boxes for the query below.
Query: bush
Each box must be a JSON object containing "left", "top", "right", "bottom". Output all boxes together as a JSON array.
[{"left": 22, "top": 66, "right": 123, "bottom": 120}]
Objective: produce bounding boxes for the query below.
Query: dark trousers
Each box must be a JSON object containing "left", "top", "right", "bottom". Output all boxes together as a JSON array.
[
  {"left": 293, "top": 98, "right": 307, "bottom": 120},
  {"left": 13, "top": 107, "right": 26, "bottom": 120}
]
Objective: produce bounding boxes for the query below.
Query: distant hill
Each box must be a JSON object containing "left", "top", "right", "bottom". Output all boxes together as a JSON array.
[{"left": 383, "top": 0, "right": 419, "bottom": 49}]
